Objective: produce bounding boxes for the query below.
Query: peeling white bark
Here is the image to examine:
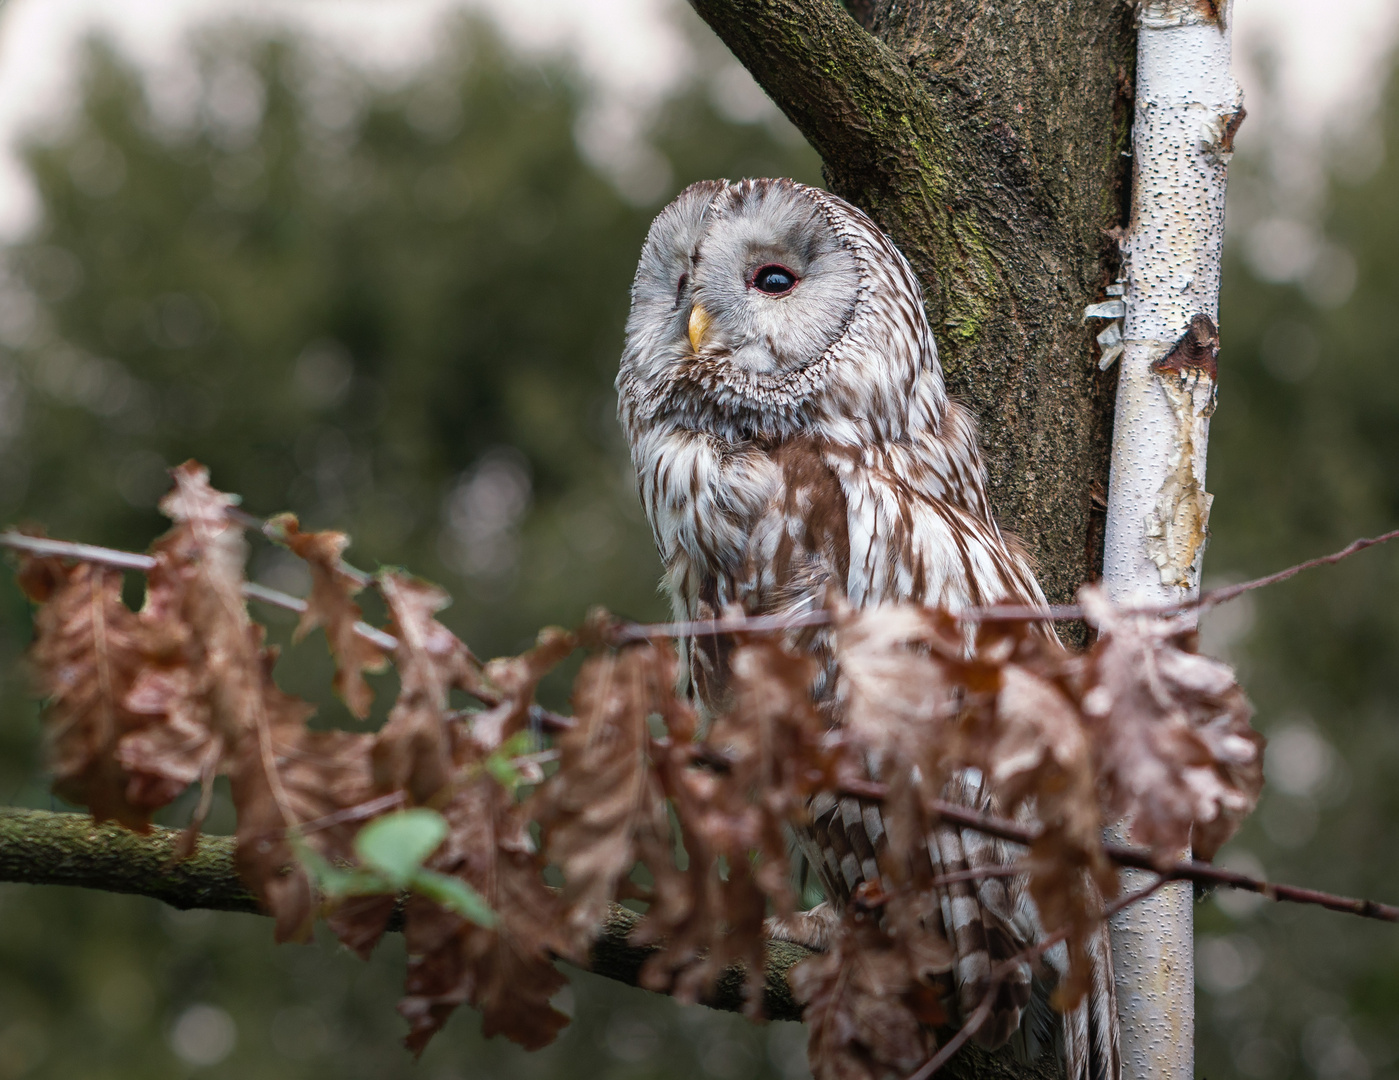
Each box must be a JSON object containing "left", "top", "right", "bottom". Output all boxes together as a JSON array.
[{"left": 1101, "top": 2, "right": 1242, "bottom": 1078}]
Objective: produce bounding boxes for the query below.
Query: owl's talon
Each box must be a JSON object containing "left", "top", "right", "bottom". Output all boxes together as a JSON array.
[{"left": 764, "top": 902, "right": 838, "bottom": 952}]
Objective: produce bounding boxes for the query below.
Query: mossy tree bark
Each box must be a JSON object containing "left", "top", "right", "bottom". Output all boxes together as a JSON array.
[{"left": 689, "top": 0, "right": 1137, "bottom": 614}]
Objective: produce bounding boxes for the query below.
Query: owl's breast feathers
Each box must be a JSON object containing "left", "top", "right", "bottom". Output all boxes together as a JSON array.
[{"left": 630, "top": 400, "right": 1047, "bottom": 711}]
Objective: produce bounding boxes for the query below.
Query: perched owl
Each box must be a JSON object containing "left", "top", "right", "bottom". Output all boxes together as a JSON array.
[{"left": 617, "top": 178, "right": 1118, "bottom": 1080}]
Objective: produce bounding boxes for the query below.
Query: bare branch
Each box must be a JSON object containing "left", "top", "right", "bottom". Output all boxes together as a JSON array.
[
  {"left": 925, "top": 800, "right": 1399, "bottom": 923},
  {"left": 241, "top": 581, "right": 399, "bottom": 652},
  {"left": 613, "top": 525, "right": 1399, "bottom": 637},
  {"left": 1195, "top": 526, "right": 1399, "bottom": 611},
  {"left": 14, "top": 524, "right": 1397, "bottom": 649},
  {"left": 1, "top": 531, "right": 157, "bottom": 572},
  {"left": 905, "top": 981, "right": 997, "bottom": 1080},
  {"left": 0, "top": 531, "right": 397, "bottom": 649}
]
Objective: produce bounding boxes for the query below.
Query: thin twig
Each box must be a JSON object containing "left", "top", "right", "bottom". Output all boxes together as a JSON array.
[
  {"left": 241, "top": 582, "right": 399, "bottom": 652},
  {"left": 11, "top": 523, "right": 1399, "bottom": 641},
  {"left": 925, "top": 799, "right": 1399, "bottom": 923},
  {"left": 904, "top": 979, "right": 997, "bottom": 1080},
  {"left": 926, "top": 863, "right": 1026, "bottom": 889},
  {"left": 1195, "top": 526, "right": 1399, "bottom": 611},
  {"left": 1, "top": 532, "right": 157, "bottom": 571},
  {"left": 611, "top": 608, "right": 834, "bottom": 643},
  {"left": 614, "top": 527, "right": 1399, "bottom": 635},
  {"left": 2, "top": 531, "right": 404, "bottom": 657},
  {"left": 296, "top": 791, "right": 406, "bottom": 836}
]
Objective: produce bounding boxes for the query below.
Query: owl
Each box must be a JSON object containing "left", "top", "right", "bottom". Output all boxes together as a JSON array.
[{"left": 617, "top": 178, "right": 1118, "bottom": 1080}]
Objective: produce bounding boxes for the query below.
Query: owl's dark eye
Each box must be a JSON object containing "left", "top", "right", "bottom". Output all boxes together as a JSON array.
[{"left": 750, "top": 264, "right": 798, "bottom": 295}]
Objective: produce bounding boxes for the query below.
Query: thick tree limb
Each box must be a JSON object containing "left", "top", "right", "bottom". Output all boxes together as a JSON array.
[
  {"left": 689, "top": 0, "right": 1136, "bottom": 617},
  {"left": 0, "top": 807, "right": 1065, "bottom": 1078},
  {"left": 18, "top": 801, "right": 1387, "bottom": 1080},
  {"left": 0, "top": 809, "right": 813, "bottom": 1013},
  {"left": 3, "top": 804, "right": 1389, "bottom": 970},
  {"left": 0, "top": 807, "right": 260, "bottom": 913},
  {"left": 686, "top": 0, "right": 943, "bottom": 198}
]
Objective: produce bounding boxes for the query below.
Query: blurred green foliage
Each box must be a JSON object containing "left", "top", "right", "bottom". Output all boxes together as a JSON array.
[
  {"left": 0, "top": 15, "right": 821, "bottom": 1080},
  {"left": 1193, "top": 56, "right": 1399, "bottom": 1080},
  {"left": 1, "top": 10, "right": 1398, "bottom": 1080}
]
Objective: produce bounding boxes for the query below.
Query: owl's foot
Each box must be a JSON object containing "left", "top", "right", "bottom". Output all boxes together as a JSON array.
[{"left": 764, "top": 902, "right": 839, "bottom": 952}]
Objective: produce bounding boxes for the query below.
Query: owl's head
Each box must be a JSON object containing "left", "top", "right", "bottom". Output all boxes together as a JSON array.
[{"left": 618, "top": 178, "right": 945, "bottom": 446}]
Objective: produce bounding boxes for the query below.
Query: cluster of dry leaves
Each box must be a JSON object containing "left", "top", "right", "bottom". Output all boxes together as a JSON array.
[{"left": 16, "top": 463, "right": 1265, "bottom": 1078}]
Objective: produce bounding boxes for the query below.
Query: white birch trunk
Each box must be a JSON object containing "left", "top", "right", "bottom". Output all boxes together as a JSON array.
[{"left": 1098, "top": 2, "right": 1243, "bottom": 1078}]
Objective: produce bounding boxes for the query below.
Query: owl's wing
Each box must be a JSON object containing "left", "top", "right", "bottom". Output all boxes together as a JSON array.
[
  {"left": 817, "top": 443, "right": 1119, "bottom": 1079},
  {"left": 827, "top": 439, "right": 1046, "bottom": 613}
]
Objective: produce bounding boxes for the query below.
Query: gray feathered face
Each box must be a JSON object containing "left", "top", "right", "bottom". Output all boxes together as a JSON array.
[
  {"left": 619, "top": 178, "right": 942, "bottom": 446},
  {"left": 620, "top": 179, "right": 864, "bottom": 435}
]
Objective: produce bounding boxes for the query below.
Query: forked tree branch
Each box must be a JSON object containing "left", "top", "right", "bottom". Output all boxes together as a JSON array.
[
  {"left": 687, "top": 0, "right": 1136, "bottom": 618},
  {"left": 686, "top": 0, "right": 941, "bottom": 192}
]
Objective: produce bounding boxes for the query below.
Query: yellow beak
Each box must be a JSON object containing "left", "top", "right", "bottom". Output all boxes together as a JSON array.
[{"left": 687, "top": 302, "right": 712, "bottom": 354}]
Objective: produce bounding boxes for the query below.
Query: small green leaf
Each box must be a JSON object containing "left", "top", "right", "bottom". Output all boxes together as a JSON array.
[
  {"left": 354, "top": 809, "right": 449, "bottom": 888},
  {"left": 486, "top": 754, "right": 521, "bottom": 790},
  {"left": 410, "top": 868, "right": 497, "bottom": 927},
  {"left": 484, "top": 730, "right": 535, "bottom": 793},
  {"left": 295, "top": 839, "right": 390, "bottom": 898}
]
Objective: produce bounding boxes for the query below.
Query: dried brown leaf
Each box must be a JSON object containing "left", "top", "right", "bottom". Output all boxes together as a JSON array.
[
  {"left": 374, "top": 571, "right": 483, "bottom": 804},
  {"left": 834, "top": 604, "right": 1115, "bottom": 1009},
  {"left": 25, "top": 559, "right": 161, "bottom": 830},
  {"left": 275, "top": 515, "right": 388, "bottom": 719},
  {"left": 790, "top": 914, "right": 941, "bottom": 1080},
  {"left": 717, "top": 636, "right": 840, "bottom": 813},
  {"left": 151, "top": 462, "right": 353, "bottom": 936},
  {"left": 233, "top": 710, "right": 378, "bottom": 943},
  {"left": 833, "top": 604, "right": 965, "bottom": 768},
  {"left": 639, "top": 740, "right": 772, "bottom": 1013},
  {"left": 113, "top": 543, "right": 225, "bottom": 852},
  {"left": 986, "top": 662, "right": 1111, "bottom": 1005},
  {"left": 660, "top": 636, "right": 846, "bottom": 1010},
  {"left": 473, "top": 626, "right": 577, "bottom": 749},
  {"left": 532, "top": 644, "right": 674, "bottom": 953},
  {"left": 1079, "top": 585, "right": 1263, "bottom": 861},
  {"left": 832, "top": 605, "right": 992, "bottom": 885},
  {"left": 399, "top": 729, "right": 569, "bottom": 1054},
  {"left": 119, "top": 661, "right": 219, "bottom": 815}
]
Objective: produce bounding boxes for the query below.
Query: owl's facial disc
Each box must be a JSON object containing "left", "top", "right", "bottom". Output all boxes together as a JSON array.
[
  {"left": 685, "top": 184, "right": 859, "bottom": 380},
  {"left": 620, "top": 179, "right": 876, "bottom": 440}
]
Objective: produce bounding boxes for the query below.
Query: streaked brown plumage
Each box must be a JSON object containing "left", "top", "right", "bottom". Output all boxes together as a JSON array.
[{"left": 617, "top": 178, "right": 1118, "bottom": 1080}]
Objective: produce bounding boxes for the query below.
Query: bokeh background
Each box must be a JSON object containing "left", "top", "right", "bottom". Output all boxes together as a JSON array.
[{"left": 0, "top": 1, "right": 1392, "bottom": 1078}]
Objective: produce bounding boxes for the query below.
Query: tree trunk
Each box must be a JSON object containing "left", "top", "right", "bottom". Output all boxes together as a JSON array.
[
  {"left": 688, "top": 0, "right": 1137, "bottom": 616},
  {"left": 1101, "top": 3, "right": 1241, "bottom": 1079},
  {"left": 687, "top": 4, "right": 1149, "bottom": 1078}
]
